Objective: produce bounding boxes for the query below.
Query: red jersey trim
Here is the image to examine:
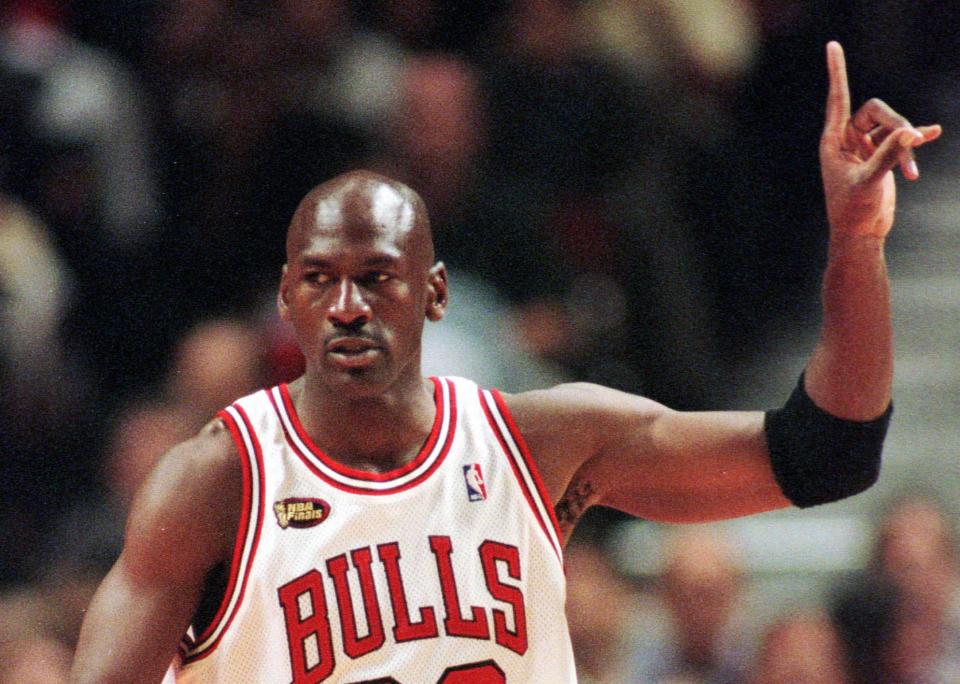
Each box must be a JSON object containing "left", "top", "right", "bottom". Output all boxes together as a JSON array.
[
  {"left": 178, "top": 631, "right": 194, "bottom": 656},
  {"left": 183, "top": 402, "right": 266, "bottom": 663},
  {"left": 489, "top": 389, "right": 564, "bottom": 544},
  {"left": 479, "top": 389, "right": 563, "bottom": 562},
  {"left": 268, "top": 377, "right": 457, "bottom": 495}
]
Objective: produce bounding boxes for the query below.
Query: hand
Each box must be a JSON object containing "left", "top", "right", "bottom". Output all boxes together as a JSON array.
[{"left": 820, "top": 41, "right": 942, "bottom": 240}]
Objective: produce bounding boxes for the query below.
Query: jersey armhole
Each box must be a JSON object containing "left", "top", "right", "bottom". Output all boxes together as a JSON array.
[
  {"left": 183, "top": 405, "right": 266, "bottom": 663},
  {"left": 479, "top": 388, "right": 564, "bottom": 562}
]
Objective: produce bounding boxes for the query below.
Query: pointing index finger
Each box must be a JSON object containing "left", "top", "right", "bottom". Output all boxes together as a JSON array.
[{"left": 825, "top": 41, "right": 851, "bottom": 134}]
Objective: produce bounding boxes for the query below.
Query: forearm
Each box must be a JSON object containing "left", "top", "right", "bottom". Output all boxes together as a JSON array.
[
  {"left": 761, "top": 235, "right": 892, "bottom": 509},
  {"left": 806, "top": 234, "right": 892, "bottom": 420}
]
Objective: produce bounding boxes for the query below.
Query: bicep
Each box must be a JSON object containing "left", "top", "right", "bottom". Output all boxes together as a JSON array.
[
  {"left": 591, "top": 407, "right": 791, "bottom": 522},
  {"left": 71, "top": 428, "right": 240, "bottom": 683}
]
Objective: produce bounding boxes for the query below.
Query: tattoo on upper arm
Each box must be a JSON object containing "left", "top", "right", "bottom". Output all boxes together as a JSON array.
[{"left": 555, "top": 478, "right": 595, "bottom": 538}]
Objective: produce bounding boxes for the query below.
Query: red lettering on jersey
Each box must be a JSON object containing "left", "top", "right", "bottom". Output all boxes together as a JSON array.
[
  {"left": 479, "top": 541, "right": 528, "bottom": 655},
  {"left": 277, "top": 569, "right": 336, "bottom": 683},
  {"left": 377, "top": 542, "right": 440, "bottom": 642},
  {"left": 327, "top": 548, "right": 386, "bottom": 659},
  {"left": 439, "top": 660, "right": 507, "bottom": 683},
  {"left": 429, "top": 535, "right": 490, "bottom": 640}
]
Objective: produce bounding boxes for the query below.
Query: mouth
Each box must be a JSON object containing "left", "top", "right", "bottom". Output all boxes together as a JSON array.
[{"left": 325, "top": 337, "right": 383, "bottom": 368}]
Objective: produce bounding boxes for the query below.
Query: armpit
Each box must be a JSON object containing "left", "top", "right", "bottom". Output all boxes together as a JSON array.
[{"left": 555, "top": 477, "right": 599, "bottom": 541}]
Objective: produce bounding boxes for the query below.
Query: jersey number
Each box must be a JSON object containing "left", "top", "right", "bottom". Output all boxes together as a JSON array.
[{"left": 351, "top": 659, "right": 506, "bottom": 683}]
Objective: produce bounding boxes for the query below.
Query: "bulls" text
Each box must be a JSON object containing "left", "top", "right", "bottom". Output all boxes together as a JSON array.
[{"left": 276, "top": 535, "right": 527, "bottom": 683}]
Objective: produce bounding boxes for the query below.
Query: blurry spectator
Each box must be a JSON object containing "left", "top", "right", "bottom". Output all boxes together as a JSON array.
[
  {"left": 583, "top": 0, "right": 759, "bottom": 117},
  {"left": 147, "top": 0, "right": 368, "bottom": 326},
  {"left": 0, "top": 0, "right": 160, "bottom": 246},
  {"left": 0, "top": 577, "right": 88, "bottom": 662},
  {"left": 0, "top": 197, "right": 101, "bottom": 585},
  {"left": 0, "top": 585, "right": 58, "bottom": 646},
  {"left": 481, "top": 0, "right": 720, "bottom": 405},
  {"left": 750, "top": 610, "right": 849, "bottom": 684},
  {"left": 277, "top": 0, "right": 390, "bottom": 131},
  {"left": 0, "top": 196, "right": 78, "bottom": 416},
  {"left": 377, "top": 54, "right": 486, "bottom": 226},
  {"left": 869, "top": 495, "right": 960, "bottom": 683},
  {"left": 40, "top": 317, "right": 266, "bottom": 597},
  {"left": 0, "top": 197, "right": 67, "bottom": 355},
  {"left": 0, "top": 635, "right": 72, "bottom": 684},
  {"left": 826, "top": 496, "right": 960, "bottom": 684},
  {"left": 0, "top": 0, "right": 165, "bottom": 396},
  {"left": 485, "top": 0, "right": 646, "bottom": 196},
  {"left": 872, "top": 496, "right": 960, "bottom": 629},
  {"left": 630, "top": 526, "right": 755, "bottom": 683},
  {"left": 372, "top": 53, "right": 579, "bottom": 384},
  {"left": 421, "top": 270, "right": 568, "bottom": 391},
  {"left": 578, "top": 0, "right": 760, "bottom": 381},
  {"left": 565, "top": 540, "right": 645, "bottom": 684},
  {"left": 163, "top": 316, "right": 267, "bottom": 429},
  {"left": 830, "top": 573, "right": 901, "bottom": 684},
  {"left": 374, "top": 52, "right": 572, "bottom": 308},
  {"left": 9, "top": 317, "right": 267, "bottom": 650},
  {"left": 104, "top": 405, "right": 191, "bottom": 512},
  {"left": 352, "top": 0, "right": 506, "bottom": 56}
]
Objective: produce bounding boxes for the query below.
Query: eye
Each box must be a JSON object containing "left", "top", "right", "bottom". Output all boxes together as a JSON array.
[
  {"left": 305, "top": 271, "right": 332, "bottom": 285},
  {"left": 360, "top": 271, "right": 391, "bottom": 286}
]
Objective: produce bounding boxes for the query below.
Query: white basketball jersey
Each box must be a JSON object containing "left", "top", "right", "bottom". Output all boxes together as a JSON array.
[{"left": 175, "top": 376, "right": 576, "bottom": 683}]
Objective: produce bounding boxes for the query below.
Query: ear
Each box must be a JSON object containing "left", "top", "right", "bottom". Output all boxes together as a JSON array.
[
  {"left": 277, "top": 264, "right": 291, "bottom": 321},
  {"left": 425, "top": 262, "right": 448, "bottom": 322}
]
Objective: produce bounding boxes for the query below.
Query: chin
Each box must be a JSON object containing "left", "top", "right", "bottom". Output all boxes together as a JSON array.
[{"left": 322, "top": 366, "right": 395, "bottom": 397}]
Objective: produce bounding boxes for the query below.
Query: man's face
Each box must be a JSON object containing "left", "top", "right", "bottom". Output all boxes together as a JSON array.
[{"left": 279, "top": 184, "right": 444, "bottom": 396}]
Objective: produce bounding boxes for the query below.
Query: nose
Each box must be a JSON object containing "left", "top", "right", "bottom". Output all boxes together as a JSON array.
[{"left": 327, "top": 278, "right": 372, "bottom": 327}]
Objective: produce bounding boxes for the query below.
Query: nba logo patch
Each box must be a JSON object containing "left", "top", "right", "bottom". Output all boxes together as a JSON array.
[{"left": 463, "top": 463, "right": 487, "bottom": 502}]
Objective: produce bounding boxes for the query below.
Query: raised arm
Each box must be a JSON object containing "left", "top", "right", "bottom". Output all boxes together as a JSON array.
[
  {"left": 504, "top": 42, "right": 941, "bottom": 538},
  {"left": 70, "top": 423, "right": 241, "bottom": 684},
  {"left": 808, "top": 41, "right": 939, "bottom": 417}
]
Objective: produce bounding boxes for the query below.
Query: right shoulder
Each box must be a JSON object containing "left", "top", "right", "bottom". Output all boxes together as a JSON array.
[
  {"left": 121, "top": 418, "right": 244, "bottom": 585},
  {"left": 69, "top": 420, "right": 246, "bottom": 682},
  {"left": 147, "top": 417, "right": 243, "bottom": 509}
]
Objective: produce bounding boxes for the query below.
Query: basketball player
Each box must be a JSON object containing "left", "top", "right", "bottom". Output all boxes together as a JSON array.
[{"left": 71, "top": 42, "right": 940, "bottom": 683}]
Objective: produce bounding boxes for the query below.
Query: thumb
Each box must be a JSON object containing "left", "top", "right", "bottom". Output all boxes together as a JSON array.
[{"left": 861, "top": 128, "right": 919, "bottom": 183}]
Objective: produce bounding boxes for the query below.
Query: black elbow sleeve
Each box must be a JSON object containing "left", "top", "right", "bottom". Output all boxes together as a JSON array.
[{"left": 764, "top": 374, "right": 892, "bottom": 508}]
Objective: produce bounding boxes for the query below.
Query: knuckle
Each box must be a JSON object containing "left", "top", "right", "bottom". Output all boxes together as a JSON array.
[{"left": 865, "top": 97, "right": 885, "bottom": 109}]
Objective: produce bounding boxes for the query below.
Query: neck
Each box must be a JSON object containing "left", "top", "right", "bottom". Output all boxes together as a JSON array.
[{"left": 291, "top": 372, "right": 437, "bottom": 473}]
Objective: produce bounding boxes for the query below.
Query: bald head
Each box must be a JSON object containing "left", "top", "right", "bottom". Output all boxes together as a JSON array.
[
  {"left": 278, "top": 169, "right": 448, "bottom": 394},
  {"left": 287, "top": 170, "right": 434, "bottom": 268}
]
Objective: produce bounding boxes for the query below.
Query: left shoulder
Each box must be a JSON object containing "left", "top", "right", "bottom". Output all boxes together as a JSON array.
[
  {"left": 497, "top": 382, "right": 666, "bottom": 502},
  {"left": 501, "top": 382, "right": 666, "bottom": 432}
]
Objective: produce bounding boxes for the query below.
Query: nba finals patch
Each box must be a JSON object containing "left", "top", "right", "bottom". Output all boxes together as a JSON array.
[
  {"left": 463, "top": 463, "right": 487, "bottom": 502},
  {"left": 273, "top": 497, "right": 330, "bottom": 529}
]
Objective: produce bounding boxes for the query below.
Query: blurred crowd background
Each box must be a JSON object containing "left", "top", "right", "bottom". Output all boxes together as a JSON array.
[{"left": 1, "top": 0, "right": 959, "bottom": 680}]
